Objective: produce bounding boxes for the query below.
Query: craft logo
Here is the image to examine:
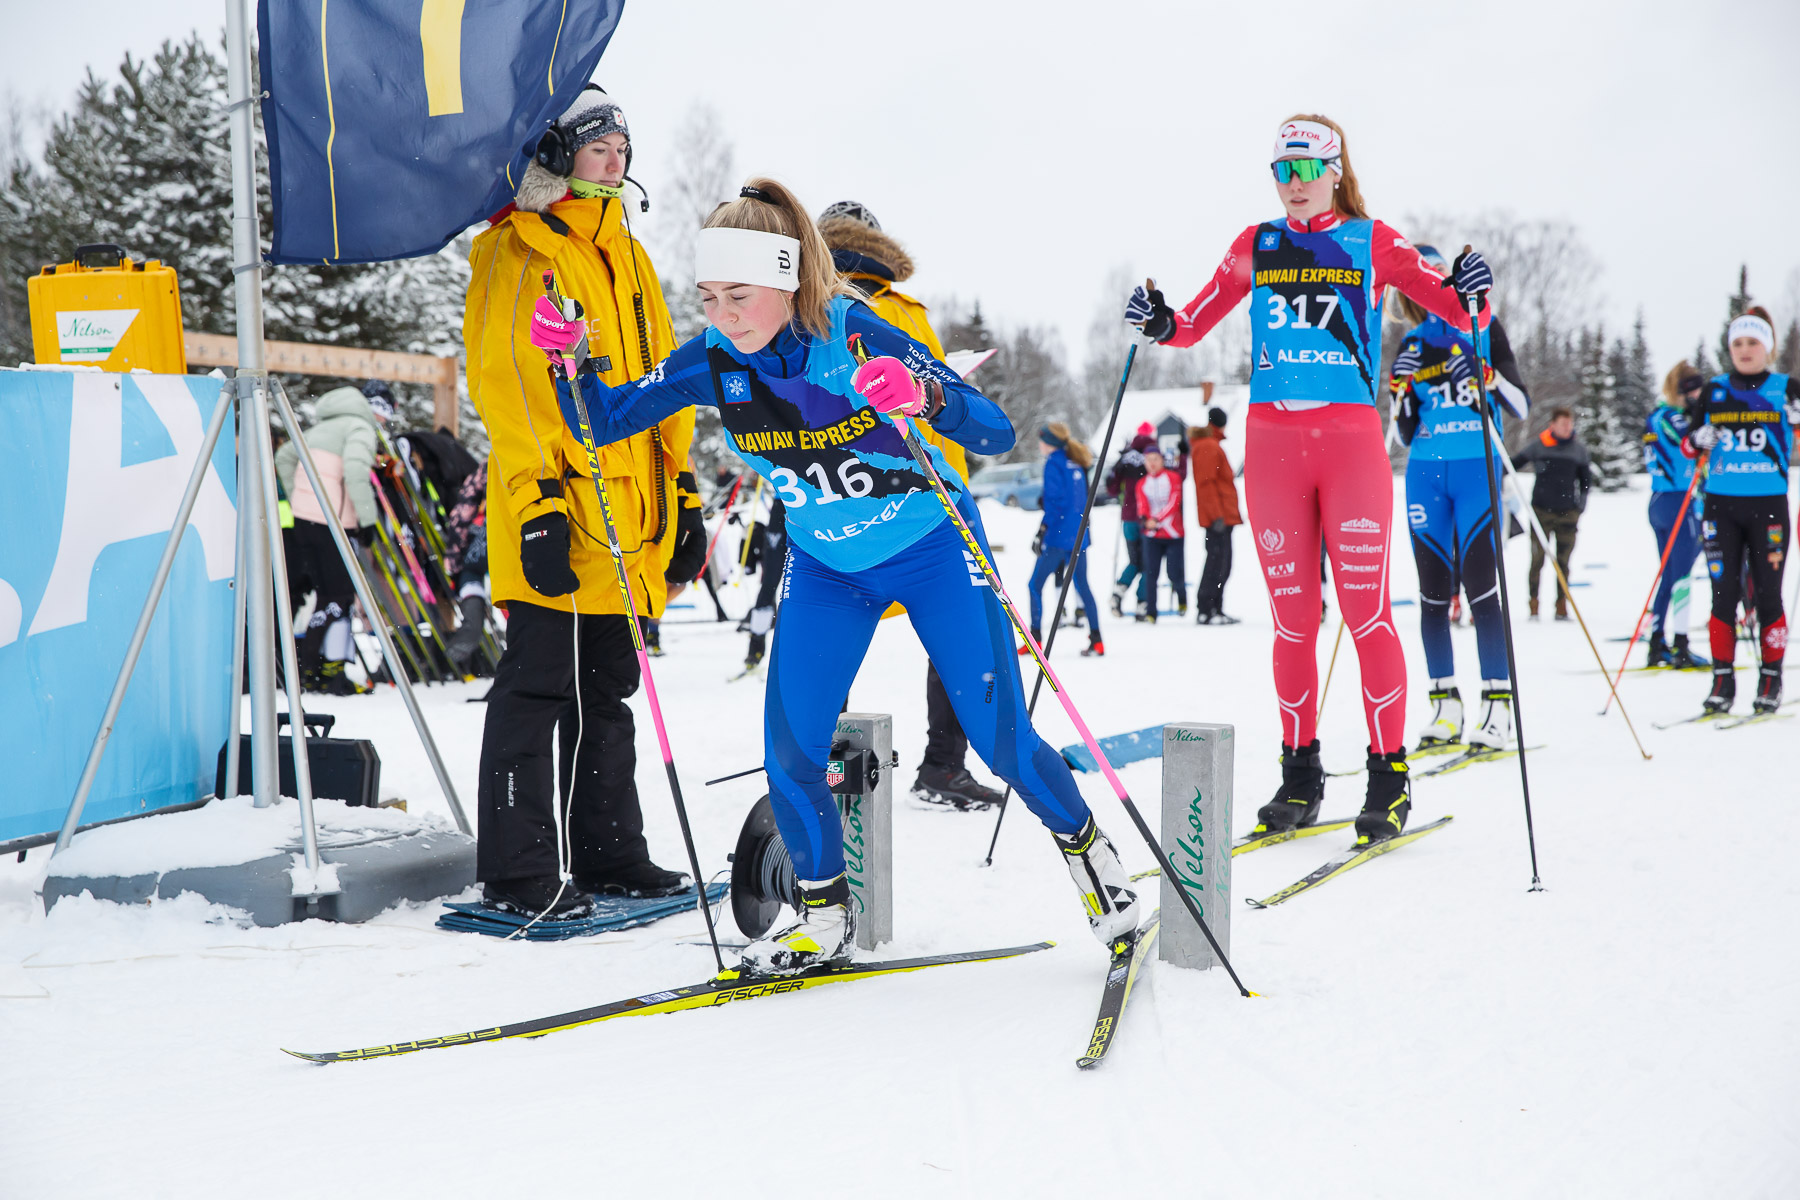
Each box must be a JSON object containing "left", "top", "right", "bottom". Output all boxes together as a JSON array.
[
  {"left": 722, "top": 371, "right": 751, "bottom": 404},
  {"left": 963, "top": 548, "right": 988, "bottom": 588},
  {"left": 1267, "top": 561, "right": 1295, "bottom": 578},
  {"left": 1260, "top": 232, "right": 1280, "bottom": 250},
  {"left": 57, "top": 309, "right": 139, "bottom": 362},
  {"left": 1340, "top": 517, "right": 1381, "bottom": 533},
  {"left": 1259, "top": 528, "right": 1284, "bottom": 553},
  {"left": 824, "top": 760, "right": 846, "bottom": 788}
]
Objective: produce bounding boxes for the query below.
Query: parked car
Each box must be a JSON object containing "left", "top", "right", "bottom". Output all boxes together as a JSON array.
[{"left": 968, "top": 460, "right": 1043, "bottom": 509}]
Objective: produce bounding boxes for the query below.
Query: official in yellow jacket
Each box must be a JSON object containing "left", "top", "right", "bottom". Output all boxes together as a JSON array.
[
  {"left": 463, "top": 87, "right": 701, "bottom": 915},
  {"left": 818, "top": 202, "right": 1002, "bottom": 812}
]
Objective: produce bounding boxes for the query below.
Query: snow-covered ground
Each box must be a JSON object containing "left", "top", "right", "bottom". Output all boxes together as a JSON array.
[{"left": 5, "top": 477, "right": 1796, "bottom": 1199}]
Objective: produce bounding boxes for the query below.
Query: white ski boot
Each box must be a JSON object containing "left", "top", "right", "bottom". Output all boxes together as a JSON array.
[
  {"left": 1054, "top": 817, "right": 1141, "bottom": 945},
  {"left": 1415, "top": 680, "right": 1463, "bottom": 749},
  {"left": 738, "top": 874, "right": 856, "bottom": 977},
  {"left": 1465, "top": 681, "right": 1514, "bottom": 750}
]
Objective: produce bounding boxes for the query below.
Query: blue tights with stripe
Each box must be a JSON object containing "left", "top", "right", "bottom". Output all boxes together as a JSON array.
[{"left": 763, "top": 512, "right": 1091, "bottom": 882}]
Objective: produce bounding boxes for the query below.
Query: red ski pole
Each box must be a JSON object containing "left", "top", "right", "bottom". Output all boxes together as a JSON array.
[{"left": 1602, "top": 457, "right": 1705, "bottom": 715}]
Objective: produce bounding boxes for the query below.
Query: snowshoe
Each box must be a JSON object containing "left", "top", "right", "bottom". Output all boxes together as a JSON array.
[
  {"left": 739, "top": 873, "right": 856, "bottom": 976},
  {"left": 575, "top": 860, "right": 692, "bottom": 899},
  {"left": 1702, "top": 667, "right": 1736, "bottom": 714},
  {"left": 1053, "top": 816, "right": 1141, "bottom": 945},
  {"left": 1253, "top": 739, "right": 1324, "bottom": 834},
  {"left": 482, "top": 875, "right": 596, "bottom": 920},
  {"left": 910, "top": 764, "right": 1004, "bottom": 811},
  {"left": 1754, "top": 666, "right": 1783, "bottom": 715},
  {"left": 1415, "top": 682, "right": 1463, "bottom": 749},
  {"left": 1465, "top": 682, "right": 1513, "bottom": 750},
  {"left": 1645, "top": 631, "right": 1672, "bottom": 669},
  {"left": 1353, "top": 748, "right": 1412, "bottom": 844}
]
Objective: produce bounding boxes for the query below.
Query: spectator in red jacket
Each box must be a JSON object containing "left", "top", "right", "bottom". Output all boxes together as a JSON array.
[
  {"left": 1132, "top": 448, "right": 1187, "bottom": 620},
  {"left": 1189, "top": 407, "right": 1242, "bottom": 624}
]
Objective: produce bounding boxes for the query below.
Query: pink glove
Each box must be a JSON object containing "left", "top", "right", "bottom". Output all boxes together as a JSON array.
[
  {"left": 529, "top": 295, "right": 588, "bottom": 369},
  {"left": 852, "top": 355, "right": 928, "bottom": 417}
]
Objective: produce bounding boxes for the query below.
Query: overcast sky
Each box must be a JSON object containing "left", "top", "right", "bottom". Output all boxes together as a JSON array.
[{"left": 10, "top": 0, "right": 1800, "bottom": 377}]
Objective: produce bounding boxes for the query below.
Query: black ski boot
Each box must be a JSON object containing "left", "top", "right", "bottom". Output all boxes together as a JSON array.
[
  {"left": 911, "top": 764, "right": 1004, "bottom": 810},
  {"left": 745, "top": 632, "right": 767, "bottom": 671},
  {"left": 1253, "top": 740, "right": 1324, "bottom": 834},
  {"left": 1669, "top": 634, "right": 1700, "bottom": 670},
  {"left": 483, "top": 875, "right": 596, "bottom": 918},
  {"left": 1645, "top": 631, "right": 1672, "bottom": 668},
  {"left": 1702, "top": 667, "right": 1736, "bottom": 714},
  {"left": 1354, "top": 748, "right": 1411, "bottom": 844},
  {"left": 1753, "top": 666, "right": 1783, "bottom": 715},
  {"left": 576, "top": 860, "right": 691, "bottom": 898}
]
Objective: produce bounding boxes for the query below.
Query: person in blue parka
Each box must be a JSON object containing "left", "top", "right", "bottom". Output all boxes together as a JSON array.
[{"left": 1024, "top": 421, "right": 1104, "bottom": 656}]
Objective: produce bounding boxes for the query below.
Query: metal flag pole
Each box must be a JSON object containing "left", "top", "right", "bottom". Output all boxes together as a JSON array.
[
  {"left": 53, "top": 380, "right": 236, "bottom": 851},
  {"left": 222, "top": 426, "right": 249, "bottom": 799}
]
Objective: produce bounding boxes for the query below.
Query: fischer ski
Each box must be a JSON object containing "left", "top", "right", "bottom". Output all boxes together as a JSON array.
[
  {"left": 1130, "top": 819, "right": 1356, "bottom": 879},
  {"left": 1246, "top": 817, "right": 1455, "bottom": 909},
  {"left": 1415, "top": 745, "right": 1546, "bottom": 778},
  {"left": 1713, "top": 711, "right": 1794, "bottom": 731},
  {"left": 1077, "top": 912, "right": 1160, "bottom": 1069},
  {"left": 284, "top": 942, "right": 1052, "bottom": 1065},
  {"left": 1652, "top": 711, "right": 1733, "bottom": 730},
  {"left": 1328, "top": 744, "right": 1462, "bottom": 777}
]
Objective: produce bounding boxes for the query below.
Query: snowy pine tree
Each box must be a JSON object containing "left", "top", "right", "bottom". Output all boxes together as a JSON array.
[
  {"left": 1611, "top": 313, "right": 1655, "bottom": 433},
  {"left": 1717, "top": 263, "right": 1752, "bottom": 371},
  {"left": 1575, "top": 326, "right": 1632, "bottom": 490},
  {"left": 1689, "top": 336, "right": 1715, "bottom": 379}
]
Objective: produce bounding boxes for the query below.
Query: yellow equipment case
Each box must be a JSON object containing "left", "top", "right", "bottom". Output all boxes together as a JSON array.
[{"left": 28, "top": 243, "right": 188, "bottom": 373}]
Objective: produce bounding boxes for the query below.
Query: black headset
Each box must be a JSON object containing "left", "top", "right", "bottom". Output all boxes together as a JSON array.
[{"left": 535, "top": 84, "right": 632, "bottom": 178}]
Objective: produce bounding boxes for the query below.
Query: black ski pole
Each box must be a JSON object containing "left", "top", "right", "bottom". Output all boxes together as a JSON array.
[
  {"left": 982, "top": 341, "right": 1138, "bottom": 867},
  {"left": 1466, "top": 283, "right": 1544, "bottom": 891}
]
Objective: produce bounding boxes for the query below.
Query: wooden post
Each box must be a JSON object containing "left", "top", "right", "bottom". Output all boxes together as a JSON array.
[{"left": 183, "top": 333, "right": 462, "bottom": 435}]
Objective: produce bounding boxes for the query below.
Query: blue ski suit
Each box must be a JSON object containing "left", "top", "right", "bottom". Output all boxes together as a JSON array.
[
  {"left": 1027, "top": 447, "right": 1100, "bottom": 636},
  {"left": 557, "top": 297, "right": 1091, "bottom": 880},
  {"left": 1642, "top": 402, "right": 1703, "bottom": 636},
  {"left": 1393, "top": 316, "right": 1529, "bottom": 681}
]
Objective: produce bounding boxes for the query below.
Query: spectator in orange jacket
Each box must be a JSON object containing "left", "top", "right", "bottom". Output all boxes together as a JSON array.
[
  {"left": 1189, "top": 407, "right": 1242, "bottom": 624},
  {"left": 1132, "top": 448, "right": 1186, "bottom": 620}
]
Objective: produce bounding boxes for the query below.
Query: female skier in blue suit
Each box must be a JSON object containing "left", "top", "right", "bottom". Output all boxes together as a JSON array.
[{"left": 529, "top": 179, "right": 1140, "bottom": 975}]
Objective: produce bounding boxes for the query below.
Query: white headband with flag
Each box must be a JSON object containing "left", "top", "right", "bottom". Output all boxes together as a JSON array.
[
  {"left": 695, "top": 227, "right": 801, "bottom": 291},
  {"left": 1728, "top": 313, "right": 1775, "bottom": 356},
  {"left": 1272, "top": 119, "right": 1344, "bottom": 173}
]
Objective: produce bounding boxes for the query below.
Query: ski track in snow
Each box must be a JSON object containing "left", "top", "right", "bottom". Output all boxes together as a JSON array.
[{"left": 4, "top": 481, "right": 1797, "bottom": 1199}]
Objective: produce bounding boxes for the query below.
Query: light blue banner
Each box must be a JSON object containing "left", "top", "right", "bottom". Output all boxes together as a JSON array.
[{"left": 0, "top": 370, "right": 237, "bottom": 845}]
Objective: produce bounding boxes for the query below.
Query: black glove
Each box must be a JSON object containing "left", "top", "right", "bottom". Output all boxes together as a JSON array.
[
  {"left": 665, "top": 503, "right": 708, "bottom": 584},
  {"left": 1209, "top": 518, "right": 1227, "bottom": 535},
  {"left": 519, "top": 511, "right": 580, "bottom": 597},
  {"left": 351, "top": 523, "right": 376, "bottom": 547},
  {"left": 1449, "top": 249, "right": 1493, "bottom": 306},
  {"left": 1031, "top": 524, "right": 1046, "bottom": 556},
  {"left": 1125, "top": 282, "right": 1177, "bottom": 343}
]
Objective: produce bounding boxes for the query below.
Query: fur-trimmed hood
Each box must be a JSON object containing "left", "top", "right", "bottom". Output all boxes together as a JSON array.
[
  {"left": 818, "top": 216, "right": 914, "bottom": 283},
  {"left": 514, "top": 160, "right": 572, "bottom": 214}
]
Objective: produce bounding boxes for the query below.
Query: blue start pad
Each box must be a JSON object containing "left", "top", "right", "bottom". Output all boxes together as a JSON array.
[
  {"left": 1061, "top": 725, "right": 1164, "bottom": 775},
  {"left": 438, "top": 882, "right": 729, "bottom": 941}
]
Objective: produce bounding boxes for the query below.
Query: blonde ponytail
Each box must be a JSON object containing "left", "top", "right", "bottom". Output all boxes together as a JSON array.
[
  {"left": 703, "top": 176, "right": 859, "bottom": 341},
  {"left": 1046, "top": 420, "right": 1094, "bottom": 470}
]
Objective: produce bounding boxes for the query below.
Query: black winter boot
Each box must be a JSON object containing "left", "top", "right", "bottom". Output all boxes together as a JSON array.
[
  {"left": 1703, "top": 667, "right": 1736, "bottom": 714},
  {"left": 576, "top": 860, "right": 691, "bottom": 898},
  {"left": 1354, "top": 748, "right": 1411, "bottom": 844},
  {"left": 1253, "top": 740, "right": 1324, "bottom": 834},
  {"left": 483, "top": 875, "right": 596, "bottom": 918}
]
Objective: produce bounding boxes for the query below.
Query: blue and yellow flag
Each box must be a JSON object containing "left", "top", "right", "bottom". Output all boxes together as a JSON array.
[{"left": 258, "top": 0, "right": 626, "bottom": 265}]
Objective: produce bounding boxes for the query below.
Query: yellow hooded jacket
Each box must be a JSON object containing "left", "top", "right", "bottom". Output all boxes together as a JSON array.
[{"left": 465, "top": 167, "right": 695, "bottom": 617}]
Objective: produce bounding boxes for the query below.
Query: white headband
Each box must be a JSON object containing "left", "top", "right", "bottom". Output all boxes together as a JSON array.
[
  {"left": 695, "top": 227, "right": 801, "bottom": 292},
  {"left": 1272, "top": 119, "right": 1343, "bottom": 171},
  {"left": 1728, "top": 314, "right": 1775, "bottom": 356}
]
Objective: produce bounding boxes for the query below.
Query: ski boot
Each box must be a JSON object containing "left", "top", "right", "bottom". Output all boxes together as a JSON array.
[
  {"left": 744, "top": 632, "right": 767, "bottom": 671},
  {"left": 1702, "top": 667, "right": 1735, "bottom": 714},
  {"left": 1135, "top": 601, "right": 1156, "bottom": 624},
  {"left": 1109, "top": 584, "right": 1127, "bottom": 619},
  {"left": 1414, "top": 681, "right": 1463, "bottom": 750},
  {"left": 314, "top": 659, "right": 371, "bottom": 696},
  {"left": 644, "top": 620, "right": 665, "bottom": 657},
  {"left": 1753, "top": 666, "right": 1783, "bottom": 714},
  {"left": 1175, "top": 593, "right": 1189, "bottom": 618},
  {"left": 1018, "top": 627, "right": 1040, "bottom": 656},
  {"left": 1528, "top": 597, "right": 1540, "bottom": 621},
  {"left": 575, "top": 860, "right": 691, "bottom": 899},
  {"left": 1645, "top": 631, "right": 1672, "bottom": 669},
  {"left": 1054, "top": 816, "right": 1141, "bottom": 944},
  {"left": 1080, "top": 632, "right": 1105, "bottom": 657},
  {"left": 739, "top": 874, "right": 856, "bottom": 976},
  {"left": 1554, "top": 596, "right": 1570, "bottom": 622},
  {"left": 1465, "top": 682, "right": 1513, "bottom": 750},
  {"left": 483, "top": 875, "right": 596, "bottom": 920},
  {"left": 1354, "top": 748, "right": 1411, "bottom": 845},
  {"left": 910, "top": 764, "right": 1004, "bottom": 811},
  {"left": 1669, "top": 634, "right": 1701, "bottom": 670},
  {"left": 1253, "top": 740, "right": 1324, "bottom": 834}
]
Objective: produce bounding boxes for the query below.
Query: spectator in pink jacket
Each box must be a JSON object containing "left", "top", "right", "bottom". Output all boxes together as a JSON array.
[{"left": 1132, "top": 448, "right": 1187, "bottom": 621}]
